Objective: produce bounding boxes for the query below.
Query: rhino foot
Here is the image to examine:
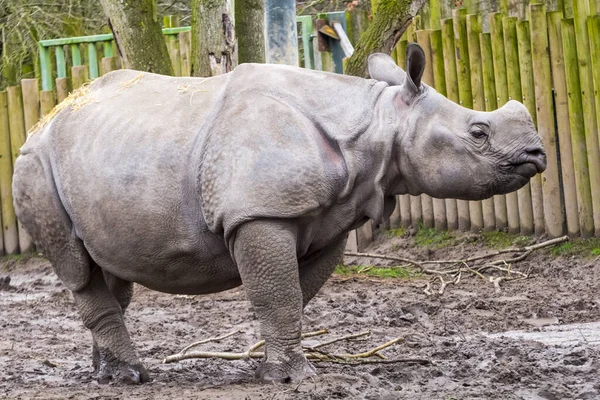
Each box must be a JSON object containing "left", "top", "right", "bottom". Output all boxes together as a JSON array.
[
  {"left": 94, "top": 347, "right": 151, "bottom": 385},
  {"left": 256, "top": 353, "right": 316, "bottom": 383}
]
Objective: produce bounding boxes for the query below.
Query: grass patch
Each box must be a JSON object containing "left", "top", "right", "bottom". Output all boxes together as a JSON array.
[
  {"left": 334, "top": 264, "right": 420, "bottom": 279},
  {"left": 480, "top": 231, "right": 532, "bottom": 249},
  {"left": 414, "top": 224, "right": 455, "bottom": 249},
  {"left": 385, "top": 227, "right": 407, "bottom": 237},
  {"left": 551, "top": 238, "right": 600, "bottom": 257}
]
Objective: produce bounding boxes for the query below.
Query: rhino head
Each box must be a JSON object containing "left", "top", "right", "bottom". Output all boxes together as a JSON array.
[{"left": 368, "top": 43, "right": 547, "bottom": 201}]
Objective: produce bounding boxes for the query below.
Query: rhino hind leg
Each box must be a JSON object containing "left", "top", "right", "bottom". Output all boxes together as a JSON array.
[
  {"left": 92, "top": 269, "right": 135, "bottom": 374},
  {"left": 12, "top": 155, "right": 147, "bottom": 384},
  {"left": 299, "top": 235, "right": 348, "bottom": 308},
  {"left": 233, "top": 220, "right": 315, "bottom": 383}
]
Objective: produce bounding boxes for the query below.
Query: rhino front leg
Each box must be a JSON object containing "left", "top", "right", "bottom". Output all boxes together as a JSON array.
[
  {"left": 233, "top": 220, "right": 315, "bottom": 383},
  {"left": 74, "top": 267, "right": 149, "bottom": 384},
  {"left": 299, "top": 235, "right": 348, "bottom": 308}
]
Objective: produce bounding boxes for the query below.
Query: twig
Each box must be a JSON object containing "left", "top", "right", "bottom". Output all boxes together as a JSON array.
[
  {"left": 305, "top": 331, "right": 371, "bottom": 350},
  {"left": 179, "top": 329, "right": 241, "bottom": 354}
]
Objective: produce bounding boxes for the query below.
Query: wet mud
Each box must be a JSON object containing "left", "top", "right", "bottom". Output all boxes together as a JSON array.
[{"left": 1, "top": 234, "right": 599, "bottom": 399}]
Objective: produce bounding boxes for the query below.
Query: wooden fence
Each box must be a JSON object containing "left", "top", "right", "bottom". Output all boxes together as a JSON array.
[{"left": 0, "top": 3, "right": 599, "bottom": 255}]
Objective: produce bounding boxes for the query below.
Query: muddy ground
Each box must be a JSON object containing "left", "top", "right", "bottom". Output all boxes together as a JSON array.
[{"left": 1, "top": 232, "right": 599, "bottom": 399}]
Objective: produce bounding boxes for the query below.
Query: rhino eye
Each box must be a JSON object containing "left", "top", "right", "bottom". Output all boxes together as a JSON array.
[{"left": 470, "top": 129, "right": 487, "bottom": 139}]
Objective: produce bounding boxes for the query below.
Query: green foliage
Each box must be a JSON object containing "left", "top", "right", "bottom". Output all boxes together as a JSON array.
[
  {"left": 414, "top": 224, "right": 454, "bottom": 248},
  {"left": 480, "top": 231, "right": 533, "bottom": 249},
  {"left": 551, "top": 238, "right": 600, "bottom": 257},
  {"left": 334, "top": 264, "right": 420, "bottom": 279},
  {"left": 386, "top": 227, "right": 407, "bottom": 237}
]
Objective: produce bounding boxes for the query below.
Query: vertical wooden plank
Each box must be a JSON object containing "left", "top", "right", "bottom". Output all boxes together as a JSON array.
[
  {"left": 21, "top": 79, "right": 40, "bottom": 133},
  {"left": 570, "top": 0, "right": 600, "bottom": 236},
  {"left": 501, "top": 16, "right": 522, "bottom": 234},
  {"left": 530, "top": 3, "right": 565, "bottom": 237},
  {"left": 440, "top": 18, "right": 460, "bottom": 230},
  {"left": 429, "top": 30, "right": 449, "bottom": 231},
  {"left": 345, "top": 230, "right": 358, "bottom": 252},
  {"left": 56, "top": 78, "right": 70, "bottom": 103},
  {"left": 399, "top": 195, "right": 412, "bottom": 227},
  {"left": 561, "top": 18, "right": 594, "bottom": 237},
  {"left": 389, "top": 197, "right": 401, "bottom": 229},
  {"left": 39, "top": 45, "right": 54, "bottom": 91},
  {"left": 488, "top": 13, "right": 509, "bottom": 230},
  {"left": 548, "top": 11, "right": 586, "bottom": 236},
  {"left": 415, "top": 30, "right": 436, "bottom": 229},
  {"left": 0, "top": 92, "right": 15, "bottom": 255},
  {"left": 179, "top": 31, "right": 192, "bottom": 76},
  {"left": 72, "top": 65, "right": 90, "bottom": 90},
  {"left": 514, "top": 20, "right": 536, "bottom": 236},
  {"left": 100, "top": 57, "right": 118, "bottom": 76},
  {"left": 71, "top": 45, "right": 82, "bottom": 66},
  {"left": 88, "top": 43, "right": 99, "bottom": 79},
  {"left": 298, "top": 16, "right": 315, "bottom": 69},
  {"left": 7, "top": 86, "right": 30, "bottom": 254},
  {"left": 55, "top": 46, "right": 67, "bottom": 79},
  {"left": 317, "top": 14, "right": 335, "bottom": 72},
  {"left": 453, "top": 8, "right": 475, "bottom": 231},
  {"left": 467, "top": 14, "right": 495, "bottom": 232},
  {"left": 356, "top": 220, "right": 373, "bottom": 251},
  {"left": 40, "top": 91, "right": 57, "bottom": 118},
  {"left": 103, "top": 41, "right": 114, "bottom": 58},
  {"left": 587, "top": 15, "right": 600, "bottom": 232},
  {"left": 410, "top": 195, "right": 423, "bottom": 226},
  {"left": 13, "top": 89, "right": 36, "bottom": 251}
]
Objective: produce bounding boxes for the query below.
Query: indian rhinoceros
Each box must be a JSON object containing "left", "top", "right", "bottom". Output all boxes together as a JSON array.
[{"left": 12, "top": 43, "right": 546, "bottom": 384}]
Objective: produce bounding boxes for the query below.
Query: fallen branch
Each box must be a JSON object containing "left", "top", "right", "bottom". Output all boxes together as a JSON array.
[
  {"left": 345, "top": 236, "right": 569, "bottom": 295},
  {"left": 163, "top": 329, "right": 429, "bottom": 366}
]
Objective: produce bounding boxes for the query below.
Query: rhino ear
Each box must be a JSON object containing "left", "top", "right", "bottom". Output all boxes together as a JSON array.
[
  {"left": 367, "top": 53, "right": 406, "bottom": 86},
  {"left": 402, "top": 43, "right": 426, "bottom": 98}
]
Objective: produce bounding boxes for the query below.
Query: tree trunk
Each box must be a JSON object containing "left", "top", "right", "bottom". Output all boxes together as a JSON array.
[
  {"left": 100, "top": 0, "right": 173, "bottom": 75},
  {"left": 191, "top": 0, "right": 237, "bottom": 77},
  {"left": 344, "top": 0, "right": 428, "bottom": 77},
  {"left": 236, "top": 0, "right": 265, "bottom": 64}
]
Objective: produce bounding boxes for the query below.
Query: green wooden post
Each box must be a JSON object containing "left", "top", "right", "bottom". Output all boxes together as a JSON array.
[
  {"left": 480, "top": 33, "right": 497, "bottom": 111},
  {"left": 440, "top": 18, "right": 460, "bottom": 231},
  {"left": 396, "top": 40, "right": 408, "bottom": 69},
  {"left": 430, "top": 0, "right": 442, "bottom": 29},
  {"left": 516, "top": 20, "right": 541, "bottom": 236},
  {"left": 415, "top": 30, "right": 437, "bottom": 229},
  {"left": 453, "top": 8, "right": 473, "bottom": 232},
  {"left": 502, "top": 16, "right": 521, "bottom": 234},
  {"left": 466, "top": 14, "right": 487, "bottom": 232},
  {"left": 71, "top": 44, "right": 82, "bottom": 66},
  {"left": 88, "top": 43, "right": 99, "bottom": 79},
  {"left": 297, "top": 16, "right": 314, "bottom": 69},
  {"left": 103, "top": 41, "right": 114, "bottom": 58},
  {"left": 39, "top": 45, "right": 53, "bottom": 91},
  {"left": 548, "top": 11, "right": 588, "bottom": 236},
  {"left": 588, "top": 15, "right": 600, "bottom": 188},
  {"left": 530, "top": 4, "right": 565, "bottom": 237},
  {"left": 561, "top": 18, "right": 594, "bottom": 237},
  {"left": 55, "top": 46, "right": 67, "bottom": 79},
  {"left": 489, "top": 12, "right": 508, "bottom": 230},
  {"left": 572, "top": 0, "right": 600, "bottom": 235}
]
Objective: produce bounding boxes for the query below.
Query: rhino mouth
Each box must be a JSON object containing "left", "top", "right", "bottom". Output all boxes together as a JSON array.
[{"left": 500, "top": 153, "right": 547, "bottom": 179}]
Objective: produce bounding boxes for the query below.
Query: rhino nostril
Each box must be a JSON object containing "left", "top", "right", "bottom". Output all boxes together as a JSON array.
[{"left": 524, "top": 146, "right": 545, "bottom": 158}]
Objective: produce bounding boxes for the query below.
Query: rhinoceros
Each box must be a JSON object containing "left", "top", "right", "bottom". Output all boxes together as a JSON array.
[{"left": 12, "top": 44, "right": 546, "bottom": 384}]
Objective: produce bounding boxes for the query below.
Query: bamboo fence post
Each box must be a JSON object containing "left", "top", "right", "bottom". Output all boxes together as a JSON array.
[
  {"left": 453, "top": 8, "right": 475, "bottom": 231},
  {"left": 72, "top": 65, "right": 89, "bottom": 90},
  {"left": 7, "top": 86, "right": 30, "bottom": 254},
  {"left": 0, "top": 92, "right": 16, "bottom": 255},
  {"left": 440, "top": 18, "right": 460, "bottom": 230},
  {"left": 415, "top": 30, "right": 436, "bottom": 229},
  {"left": 548, "top": 11, "right": 587, "bottom": 236},
  {"left": 514, "top": 20, "right": 536, "bottom": 236},
  {"left": 480, "top": 31, "right": 504, "bottom": 229},
  {"left": 570, "top": 0, "right": 600, "bottom": 236},
  {"left": 529, "top": 3, "right": 565, "bottom": 237},
  {"left": 410, "top": 195, "right": 423, "bottom": 226},
  {"left": 501, "top": 16, "right": 522, "bottom": 234},
  {"left": 389, "top": 198, "right": 401, "bottom": 228},
  {"left": 467, "top": 14, "right": 495, "bottom": 232},
  {"left": 179, "top": 31, "right": 192, "bottom": 76},
  {"left": 430, "top": 29, "right": 449, "bottom": 231},
  {"left": 587, "top": 14, "right": 600, "bottom": 232},
  {"left": 561, "top": 18, "right": 595, "bottom": 237},
  {"left": 488, "top": 13, "right": 508, "bottom": 229}
]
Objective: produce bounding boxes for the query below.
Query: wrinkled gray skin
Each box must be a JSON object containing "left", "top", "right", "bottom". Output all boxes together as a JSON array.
[{"left": 12, "top": 44, "right": 546, "bottom": 384}]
